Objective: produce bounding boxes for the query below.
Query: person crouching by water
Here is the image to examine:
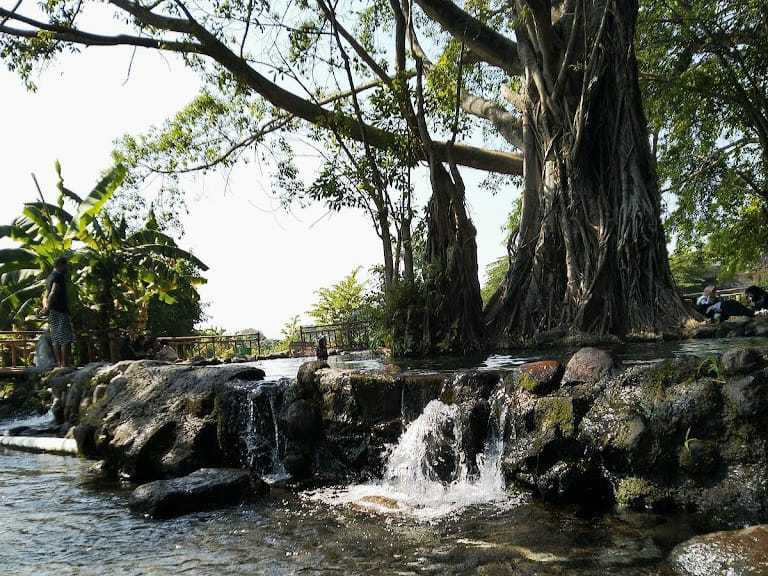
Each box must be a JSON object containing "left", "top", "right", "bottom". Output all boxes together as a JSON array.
[
  {"left": 745, "top": 285, "right": 768, "bottom": 314},
  {"left": 41, "top": 257, "right": 75, "bottom": 368},
  {"left": 316, "top": 336, "right": 328, "bottom": 361},
  {"left": 696, "top": 285, "right": 753, "bottom": 321}
]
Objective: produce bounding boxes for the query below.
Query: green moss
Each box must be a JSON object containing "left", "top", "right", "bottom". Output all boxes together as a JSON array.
[
  {"left": 515, "top": 373, "right": 539, "bottom": 393},
  {"left": 616, "top": 476, "right": 657, "bottom": 510},
  {"left": 537, "top": 397, "right": 575, "bottom": 436},
  {"left": 638, "top": 360, "right": 685, "bottom": 400}
]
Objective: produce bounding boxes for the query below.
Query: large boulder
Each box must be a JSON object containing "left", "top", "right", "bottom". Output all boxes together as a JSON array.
[
  {"left": 562, "top": 347, "right": 615, "bottom": 385},
  {"left": 74, "top": 361, "right": 265, "bottom": 481},
  {"left": 128, "top": 468, "right": 265, "bottom": 518},
  {"left": 667, "top": 525, "right": 768, "bottom": 576}
]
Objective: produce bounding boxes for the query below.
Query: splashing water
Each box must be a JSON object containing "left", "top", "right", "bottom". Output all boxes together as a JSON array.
[{"left": 308, "top": 395, "right": 521, "bottom": 520}]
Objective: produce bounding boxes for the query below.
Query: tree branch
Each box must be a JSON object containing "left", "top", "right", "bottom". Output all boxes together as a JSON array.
[
  {"left": 0, "top": 18, "right": 202, "bottom": 52},
  {"left": 524, "top": 0, "right": 559, "bottom": 87},
  {"left": 413, "top": 0, "right": 522, "bottom": 76},
  {"left": 461, "top": 93, "right": 523, "bottom": 149}
]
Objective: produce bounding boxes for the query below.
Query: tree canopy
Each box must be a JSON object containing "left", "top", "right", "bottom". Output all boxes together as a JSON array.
[{"left": 638, "top": 0, "right": 768, "bottom": 276}]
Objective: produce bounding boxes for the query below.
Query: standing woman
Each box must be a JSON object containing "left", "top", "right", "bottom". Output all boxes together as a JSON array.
[{"left": 41, "top": 257, "right": 75, "bottom": 368}]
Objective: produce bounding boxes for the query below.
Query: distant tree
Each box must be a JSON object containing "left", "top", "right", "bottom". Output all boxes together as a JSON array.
[
  {"left": 309, "top": 267, "right": 369, "bottom": 325},
  {"left": 481, "top": 199, "right": 521, "bottom": 305},
  {"left": 279, "top": 315, "right": 302, "bottom": 350},
  {"left": 668, "top": 249, "right": 718, "bottom": 293}
]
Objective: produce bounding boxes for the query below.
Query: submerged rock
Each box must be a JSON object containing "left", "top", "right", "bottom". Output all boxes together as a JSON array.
[
  {"left": 128, "top": 468, "right": 266, "bottom": 518},
  {"left": 667, "top": 524, "right": 768, "bottom": 576}
]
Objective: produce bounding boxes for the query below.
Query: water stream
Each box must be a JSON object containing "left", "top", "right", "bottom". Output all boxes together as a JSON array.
[{"left": 3, "top": 340, "right": 762, "bottom": 575}]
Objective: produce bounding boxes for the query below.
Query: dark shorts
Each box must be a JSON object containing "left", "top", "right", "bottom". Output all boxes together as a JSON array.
[{"left": 49, "top": 310, "right": 74, "bottom": 345}]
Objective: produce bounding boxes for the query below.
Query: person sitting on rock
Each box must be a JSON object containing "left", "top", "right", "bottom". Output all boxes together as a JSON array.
[
  {"left": 316, "top": 336, "right": 328, "bottom": 361},
  {"left": 745, "top": 285, "right": 768, "bottom": 314},
  {"left": 696, "top": 286, "right": 753, "bottom": 321}
]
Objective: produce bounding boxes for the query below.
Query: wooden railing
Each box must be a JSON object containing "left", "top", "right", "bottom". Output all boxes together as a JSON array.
[
  {"left": 0, "top": 331, "right": 41, "bottom": 368},
  {"left": 0, "top": 328, "right": 123, "bottom": 368},
  {"left": 157, "top": 333, "right": 263, "bottom": 361}
]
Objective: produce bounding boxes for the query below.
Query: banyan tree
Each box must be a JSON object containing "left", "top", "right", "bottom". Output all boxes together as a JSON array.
[{"left": 0, "top": 0, "right": 688, "bottom": 351}]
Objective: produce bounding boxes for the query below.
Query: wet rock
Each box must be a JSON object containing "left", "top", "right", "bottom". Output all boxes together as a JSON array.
[
  {"left": 513, "top": 361, "right": 565, "bottom": 396},
  {"left": 128, "top": 468, "right": 265, "bottom": 518},
  {"left": 562, "top": 348, "right": 615, "bottom": 385},
  {"left": 63, "top": 364, "right": 109, "bottom": 425},
  {"left": 92, "top": 384, "right": 107, "bottom": 404},
  {"left": 535, "top": 461, "right": 612, "bottom": 509},
  {"left": 678, "top": 439, "right": 721, "bottom": 478},
  {"left": 440, "top": 370, "right": 500, "bottom": 404},
  {"left": 667, "top": 524, "right": 768, "bottom": 576},
  {"left": 74, "top": 362, "right": 266, "bottom": 481},
  {"left": 296, "top": 360, "right": 328, "bottom": 401},
  {"left": 722, "top": 373, "right": 768, "bottom": 420},
  {"left": 721, "top": 348, "right": 765, "bottom": 375}
]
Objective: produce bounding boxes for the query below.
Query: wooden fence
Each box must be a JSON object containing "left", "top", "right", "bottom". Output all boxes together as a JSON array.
[
  {"left": 0, "top": 331, "right": 40, "bottom": 369},
  {"left": 0, "top": 328, "right": 123, "bottom": 369}
]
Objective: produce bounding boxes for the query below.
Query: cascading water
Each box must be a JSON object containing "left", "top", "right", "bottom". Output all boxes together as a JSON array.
[
  {"left": 309, "top": 381, "right": 520, "bottom": 519},
  {"left": 223, "top": 378, "right": 289, "bottom": 479}
]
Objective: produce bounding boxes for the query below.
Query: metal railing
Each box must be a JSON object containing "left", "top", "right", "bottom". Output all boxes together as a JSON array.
[
  {"left": 296, "top": 322, "right": 371, "bottom": 351},
  {"left": 157, "top": 333, "right": 263, "bottom": 361}
]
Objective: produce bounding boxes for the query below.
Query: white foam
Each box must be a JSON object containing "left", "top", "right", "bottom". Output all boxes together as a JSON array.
[{"left": 307, "top": 399, "right": 522, "bottom": 520}]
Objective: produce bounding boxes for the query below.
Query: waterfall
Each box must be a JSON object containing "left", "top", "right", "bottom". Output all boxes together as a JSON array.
[
  {"left": 223, "top": 379, "right": 288, "bottom": 478},
  {"left": 308, "top": 383, "right": 518, "bottom": 519}
]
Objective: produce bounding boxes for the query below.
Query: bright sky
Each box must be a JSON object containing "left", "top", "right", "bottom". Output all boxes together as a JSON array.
[{"left": 0, "top": 46, "right": 518, "bottom": 338}]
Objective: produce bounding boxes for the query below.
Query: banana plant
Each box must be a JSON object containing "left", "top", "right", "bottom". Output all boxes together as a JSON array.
[{"left": 0, "top": 163, "right": 207, "bottom": 332}]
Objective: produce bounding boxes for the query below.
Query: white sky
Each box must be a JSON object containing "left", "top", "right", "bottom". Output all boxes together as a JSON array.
[{"left": 0, "top": 47, "right": 518, "bottom": 338}]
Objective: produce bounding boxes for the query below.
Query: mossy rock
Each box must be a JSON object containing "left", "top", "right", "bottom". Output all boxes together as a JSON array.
[
  {"left": 616, "top": 476, "right": 658, "bottom": 511},
  {"left": 514, "top": 361, "right": 565, "bottom": 396},
  {"left": 678, "top": 439, "right": 721, "bottom": 478},
  {"left": 535, "top": 396, "right": 576, "bottom": 438}
]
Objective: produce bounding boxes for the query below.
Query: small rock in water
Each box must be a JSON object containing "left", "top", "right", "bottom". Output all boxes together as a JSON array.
[
  {"left": 352, "top": 495, "right": 411, "bottom": 514},
  {"left": 128, "top": 468, "right": 265, "bottom": 519},
  {"left": 667, "top": 524, "right": 768, "bottom": 576}
]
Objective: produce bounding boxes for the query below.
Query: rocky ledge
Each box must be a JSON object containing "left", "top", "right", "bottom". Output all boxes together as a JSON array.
[{"left": 25, "top": 345, "right": 768, "bottom": 532}]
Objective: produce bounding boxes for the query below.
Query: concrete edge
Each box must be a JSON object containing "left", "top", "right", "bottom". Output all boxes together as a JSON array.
[{"left": 0, "top": 436, "right": 78, "bottom": 456}]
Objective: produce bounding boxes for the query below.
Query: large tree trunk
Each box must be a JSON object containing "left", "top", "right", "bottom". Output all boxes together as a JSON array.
[
  {"left": 485, "top": 0, "right": 688, "bottom": 345},
  {"left": 422, "top": 160, "right": 484, "bottom": 354}
]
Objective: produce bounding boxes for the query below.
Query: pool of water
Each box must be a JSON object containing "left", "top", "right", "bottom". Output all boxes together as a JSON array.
[
  {"left": 254, "top": 336, "right": 768, "bottom": 380},
  {"left": 0, "top": 448, "right": 692, "bottom": 575}
]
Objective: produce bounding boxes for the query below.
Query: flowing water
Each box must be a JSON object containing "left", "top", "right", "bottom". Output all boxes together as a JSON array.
[
  {"left": 0, "top": 446, "right": 692, "bottom": 575},
  {"left": 3, "top": 340, "right": 760, "bottom": 575}
]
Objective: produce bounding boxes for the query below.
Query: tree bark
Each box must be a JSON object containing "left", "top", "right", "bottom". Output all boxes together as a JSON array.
[
  {"left": 485, "top": 0, "right": 688, "bottom": 345},
  {"left": 421, "top": 161, "right": 484, "bottom": 353}
]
